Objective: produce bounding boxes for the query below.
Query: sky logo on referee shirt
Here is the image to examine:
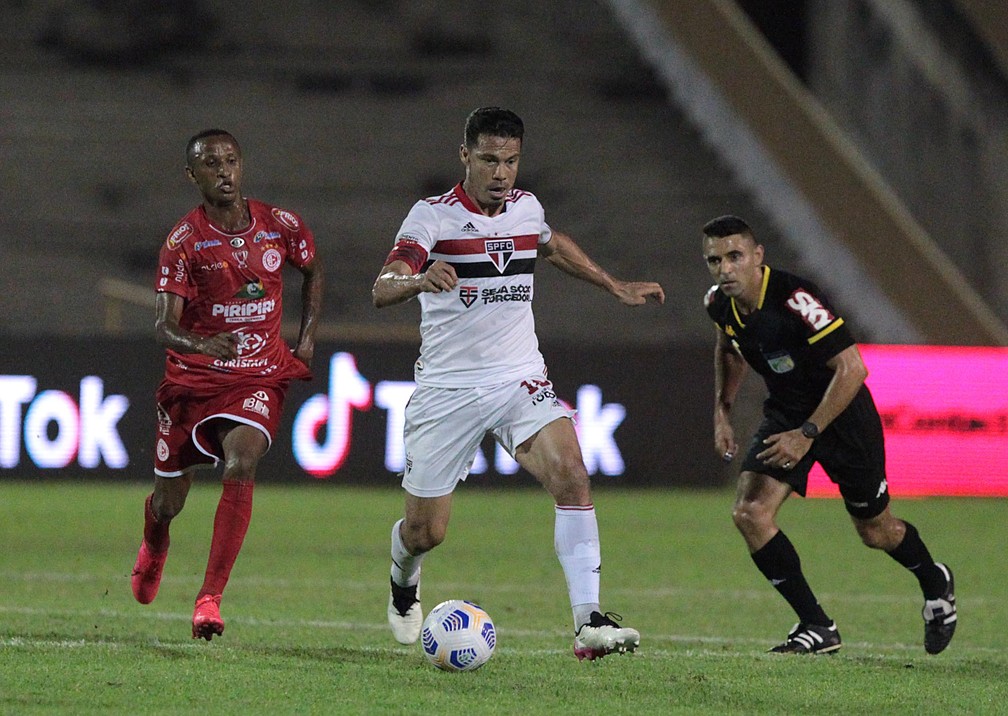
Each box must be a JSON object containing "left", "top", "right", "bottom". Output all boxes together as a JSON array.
[{"left": 485, "top": 239, "right": 514, "bottom": 273}]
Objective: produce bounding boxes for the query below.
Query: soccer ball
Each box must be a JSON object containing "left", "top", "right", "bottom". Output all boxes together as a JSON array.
[{"left": 420, "top": 600, "right": 496, "bottom": 672}]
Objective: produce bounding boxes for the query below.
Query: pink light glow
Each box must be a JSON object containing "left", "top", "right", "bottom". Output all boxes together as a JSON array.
[{"left": 807, "top": 345, "right": 1008, "bottom": 498}]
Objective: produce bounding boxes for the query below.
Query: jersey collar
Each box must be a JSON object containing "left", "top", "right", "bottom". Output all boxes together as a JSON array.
[
  {"left": 200, "top": 202, "right": 257, "bottom": 236},
  {"left": 730, "top": 265, "right": 771, "bottom": 327},
  {"left": 453, "top": 182, "right": 508, "bottom": 216}
]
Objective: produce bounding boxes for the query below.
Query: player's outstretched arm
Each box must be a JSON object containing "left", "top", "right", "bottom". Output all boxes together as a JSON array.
[
  {"left": 540, "top": 230, "right": 665, "bottom": 305},
  {"left": 372, "top": 259, "right": 459, "bottom": 308}
]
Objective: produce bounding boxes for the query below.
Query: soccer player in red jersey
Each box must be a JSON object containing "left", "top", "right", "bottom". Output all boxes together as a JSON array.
[{"left": 130, "top": 129, "right": 324, "bottom": 640}]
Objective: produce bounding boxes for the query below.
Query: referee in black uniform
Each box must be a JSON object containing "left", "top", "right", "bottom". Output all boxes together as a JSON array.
[{"left": 701, "top": 215, "right": 956, "bottom": 655}]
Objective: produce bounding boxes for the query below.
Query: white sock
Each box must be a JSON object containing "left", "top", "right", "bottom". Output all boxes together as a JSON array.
[
  {"left": 555, "top": 505, "right": 602, "bottom": 630},
  {"left": 573, "top": 603, "right": 599, "bottom": 631},
  {"left": 390, "top": 518, "right": 423, "bottom": 588}
]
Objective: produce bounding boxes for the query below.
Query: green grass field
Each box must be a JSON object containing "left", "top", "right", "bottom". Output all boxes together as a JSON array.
[{"left": 1, "top": 481, "right": 1005, "bottom": 714}]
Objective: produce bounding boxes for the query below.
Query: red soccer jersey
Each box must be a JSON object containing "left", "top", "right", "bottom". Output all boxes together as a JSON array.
[{"left": 155, "top": 199, "right": 316, "bottom": 389}]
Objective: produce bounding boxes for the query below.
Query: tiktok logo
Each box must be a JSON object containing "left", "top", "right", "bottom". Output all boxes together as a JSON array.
[
  {"left": 0, "top": 375, "right": 128, "bottom": 469},
  {"left": 572, "top": 385, "right": 626, "bottom": 475},
  {"left": 292, "top": 352, "right": 372, "bottom": 476},
  {"left": 291, "top": 351, "right": 628, "bottom": 479}
]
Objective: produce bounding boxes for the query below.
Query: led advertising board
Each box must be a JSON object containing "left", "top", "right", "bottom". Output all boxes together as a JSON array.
[
  {"left": 0, "top": 338, "right": 718, "bottom": 488},
  {"left": 2, "top": 340, "right": 1004, "bottom": 495},
  {"left": 807, "top": 344, "right": 1008, "bottom": 497}
]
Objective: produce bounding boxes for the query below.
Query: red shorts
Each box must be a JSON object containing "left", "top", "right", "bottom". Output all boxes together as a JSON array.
[{"left": 153, "top": 379, "right": 288, "bottom": 477}]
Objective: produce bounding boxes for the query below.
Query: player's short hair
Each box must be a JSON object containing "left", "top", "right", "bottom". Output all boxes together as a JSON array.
[
  {"left": 463, "top": 107, "right": 524, "bottom": 148},
  {"left": 702, "top": 215, "right": 755, "bottom": 241},
  {"left": 186, "top": 129, "right": 240, "bottom": 166}
]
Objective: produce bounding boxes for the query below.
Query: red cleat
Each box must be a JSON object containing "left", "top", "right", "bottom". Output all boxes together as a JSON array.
[
  {"left": 192, "top": 594, "right": 224, "bottom": 641},
  {"left": 131, "top": 541, "right": 168, "bottom": 605}
]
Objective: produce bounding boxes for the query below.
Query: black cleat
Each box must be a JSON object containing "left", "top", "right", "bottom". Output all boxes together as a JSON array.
[
  {"left": 923, "top": 563, "right": 957, "bottom": 655},
  {"left": 769, "top": 621, "right": 842, "bottom": 654}
]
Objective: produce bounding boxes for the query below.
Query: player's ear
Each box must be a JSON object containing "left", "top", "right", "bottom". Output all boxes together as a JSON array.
[
  {"left": 185, "top": 165, "right": 197, "bottom": 184},
  {"left": 459, "top": 143, "right": 469, "bottom": 166}
]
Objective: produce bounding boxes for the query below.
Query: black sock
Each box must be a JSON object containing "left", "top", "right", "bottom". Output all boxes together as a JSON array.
[
  {"left": 751, "top": 531, "right": 831, "bottom": 627},
  {"left": 886, "top": 521, "right": 945, "bottom": 599}
]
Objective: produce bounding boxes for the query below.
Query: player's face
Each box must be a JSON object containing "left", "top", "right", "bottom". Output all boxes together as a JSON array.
[
  {"left": 703, "top": 233, "right": 764, "bottom": 303},
  {"left": 460, "top": 134, "right": 521, "bottom": 216},
  {"left": 186, "top": 136, "right": 243, "bottom": 207}
]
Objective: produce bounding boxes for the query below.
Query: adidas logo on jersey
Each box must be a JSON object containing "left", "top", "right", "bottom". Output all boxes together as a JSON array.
[{"left": 460, "top": 222, "right": 478, "bottom": 232}]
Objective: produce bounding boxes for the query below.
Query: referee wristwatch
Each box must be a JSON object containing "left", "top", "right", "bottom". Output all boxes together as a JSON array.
[{"left": 800, "top": 421, "right": 820, "bottom": 439}]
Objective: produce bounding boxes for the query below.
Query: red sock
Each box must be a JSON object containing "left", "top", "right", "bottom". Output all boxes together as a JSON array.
[
  {"left": 198, "top": 480, "right": 254, "bottom": 599},
  {"left": 143, "top": 493, "right": 170, "bottom": 554}
]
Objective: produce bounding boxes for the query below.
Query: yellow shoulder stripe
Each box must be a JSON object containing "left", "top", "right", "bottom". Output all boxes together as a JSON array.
[{"left": 808, "top": 317, "right": 845, "bottom": 345}]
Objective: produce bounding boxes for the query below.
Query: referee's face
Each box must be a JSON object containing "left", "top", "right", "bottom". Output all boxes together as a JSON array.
[{"left": 703, "top": 233, "right": 764, "bottom": 305}]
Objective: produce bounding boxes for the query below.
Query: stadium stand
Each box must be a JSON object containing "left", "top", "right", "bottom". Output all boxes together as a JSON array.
[
  {"left": 1, "top": 0, "right": 1004, "bottom": 345},
  {"left": 0, "top": 0, "right": 793, "bottom": 344}
]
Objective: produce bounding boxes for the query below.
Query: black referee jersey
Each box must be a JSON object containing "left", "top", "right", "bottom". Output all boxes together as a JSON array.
[{"left": 705, "top": 265, "right": 872, "bottom": 420}]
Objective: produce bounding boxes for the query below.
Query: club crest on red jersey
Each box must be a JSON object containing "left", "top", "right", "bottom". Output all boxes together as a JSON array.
[
  {"left": 485, "top": 239, "right": 514, "bottom": 274},
  {"left": 262, "top": 248, "right": 283, "bottom": 272}
]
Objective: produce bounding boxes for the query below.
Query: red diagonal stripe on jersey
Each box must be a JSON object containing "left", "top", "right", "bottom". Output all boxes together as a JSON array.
[{"left": 431, "top": 234, "right": 539, "bottom": 255}]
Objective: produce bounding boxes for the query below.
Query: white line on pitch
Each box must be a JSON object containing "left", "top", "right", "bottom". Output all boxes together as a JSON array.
[
  {"left": 1, "top": 606, "right": 1002, "bottom": 656},
  {"left": 0, "top": 572, "right": 995, "bottom": 607}
]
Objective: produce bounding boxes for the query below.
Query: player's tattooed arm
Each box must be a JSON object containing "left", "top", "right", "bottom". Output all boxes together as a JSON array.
[
  {"left": 372, "top": 260, "right": 458, "bottom": 308},
  {"left": 155, "top": 292, "right": 238, "bottom": 360},
  {"left": 293, "top": 256, "right": 324, "bottom": 368}
]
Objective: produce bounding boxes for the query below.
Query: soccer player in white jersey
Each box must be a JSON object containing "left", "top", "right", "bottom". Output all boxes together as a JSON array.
[{"left": 372, "top": 107, "right": 665, "bottom": 660}]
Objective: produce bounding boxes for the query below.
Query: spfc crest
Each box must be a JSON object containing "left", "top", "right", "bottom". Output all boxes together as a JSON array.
[{"left": 485, "top": 239, "right": 514, "bottom": 273}]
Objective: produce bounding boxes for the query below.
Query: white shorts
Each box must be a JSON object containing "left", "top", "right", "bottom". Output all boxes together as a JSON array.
[{"left": 401, "top": 375, "right": 577, "bottom": 497}]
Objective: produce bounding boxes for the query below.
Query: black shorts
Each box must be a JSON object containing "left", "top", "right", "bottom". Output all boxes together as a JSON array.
[{"left": 740, "top": 394, "right": 890, "bottom": 519}]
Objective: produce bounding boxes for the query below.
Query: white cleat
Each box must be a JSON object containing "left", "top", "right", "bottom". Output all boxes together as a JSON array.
[
  {"left": 388, "top": 577, "right": 423, "bottom": 645},
  {"left": 573, "top": 611, "right": 640, "bottom": 661}
]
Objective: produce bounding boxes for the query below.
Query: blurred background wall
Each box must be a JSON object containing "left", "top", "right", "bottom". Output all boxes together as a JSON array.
[{"left": 1, "top": 0, "right": 1006, "bottom": 487}]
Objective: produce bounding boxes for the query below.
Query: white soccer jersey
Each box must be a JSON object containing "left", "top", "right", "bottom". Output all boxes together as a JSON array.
[{"left": 390, "top": 183, "right": 553, "bottom": 387}]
